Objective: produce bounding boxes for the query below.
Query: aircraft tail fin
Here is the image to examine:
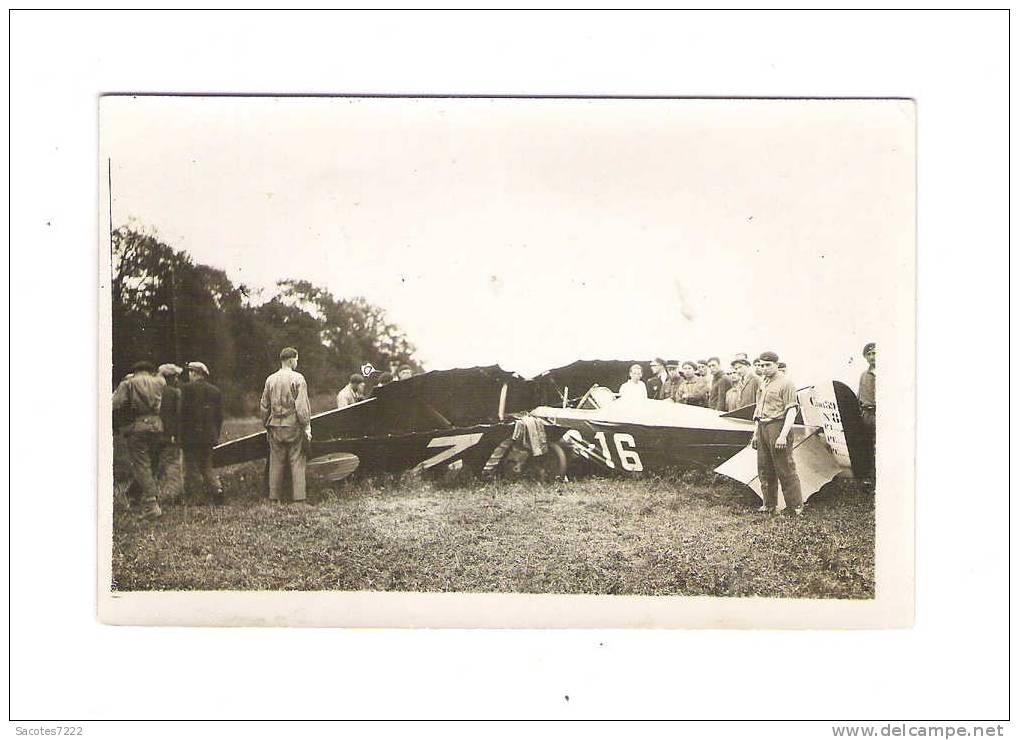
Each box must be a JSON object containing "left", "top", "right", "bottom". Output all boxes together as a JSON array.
[{"left": 797, "top": 381, "right": 871, "bottom": 477}]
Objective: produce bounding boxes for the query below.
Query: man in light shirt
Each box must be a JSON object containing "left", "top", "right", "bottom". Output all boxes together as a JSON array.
[
  {"left": 336, "top": 373, "right": 366, "bottom": 409},
  {"left": 112, "top": 360, "right": 167, "bottom": 520},
  {"left": 750, "top": 351, "right": 804, "bottom": 516},
  {"left": 617, "top": 363, "right": 648, "bottom": 402},
  {"left": 260, "top": 347, "right": 313, "bottom": 503}
]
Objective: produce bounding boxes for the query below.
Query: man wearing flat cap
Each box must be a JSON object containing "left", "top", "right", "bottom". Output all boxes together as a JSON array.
[
  {"left": 112, "top": 360, "right": 167, "bottom": 520},
  {"left": 858, "top": 343, "right": 877, "bottom": 478},
  {"left": 731, "top": 357, "right": 760, "bottom": 410},
  {"left": 180, "top": 361, "right": 224, "bottom": 505},
  {"left": 858, "top": 343, "right": 876, "bottom": 425},
  {"left": 751, "top": 351, "right": 804, "bottom": 515},
  {"left": 154, "top": 363, "right": 184, "bottom": 503}
]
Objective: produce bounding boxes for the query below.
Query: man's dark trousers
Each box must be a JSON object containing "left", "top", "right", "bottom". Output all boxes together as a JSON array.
[{"left": 756, "top": 419, "right": 803, "bottom": 510}]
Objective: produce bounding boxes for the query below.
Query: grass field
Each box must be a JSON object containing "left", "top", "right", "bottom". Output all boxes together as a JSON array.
[{"left": 111, "top": 419, "right": 875, "bottom": 598}]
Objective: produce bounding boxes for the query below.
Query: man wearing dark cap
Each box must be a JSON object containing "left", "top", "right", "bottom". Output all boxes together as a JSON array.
[
  {"left": 335, "top": 373, "right": 366, "bottom": 409},
  {"left": 671, "top": 361, "right": 709, "bottom": 406},
  {"left": 180, "top": 361, "right": 224, "bottom": 505},
  {"left": 751, "top": 351, "right": 804, "bottom": 515},
  {"left": 858, "top": 343, "right": 877, "bottom": 478},
  {"left": 858, "top": 343, "right": 876, "bottom": 425},
  {"left": 260, "top": 347, "right": 312, "bottom": 503},
  {"left": 112, "top": 360, "right": 167, "bottom": 520},
  {"left": 731, "top": 357, "right": 760, "bottom": 409}
]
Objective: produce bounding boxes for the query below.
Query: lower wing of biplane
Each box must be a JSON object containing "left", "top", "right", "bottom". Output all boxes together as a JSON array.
[{"left": 211, "top": 366, "right": 566, "bottom": 481}]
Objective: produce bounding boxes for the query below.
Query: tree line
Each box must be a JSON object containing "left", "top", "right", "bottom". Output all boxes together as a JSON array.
[{"left": 111, "top": 226, "right": 420, "bottom": 417}]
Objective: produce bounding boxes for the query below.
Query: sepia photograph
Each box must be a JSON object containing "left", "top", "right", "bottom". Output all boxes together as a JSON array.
[
  {"left": 11, "top": 6, "right": 1011, "bottom": 728},
  {"left": 98, "top": 95, "right": 915, "bottom": 627}
]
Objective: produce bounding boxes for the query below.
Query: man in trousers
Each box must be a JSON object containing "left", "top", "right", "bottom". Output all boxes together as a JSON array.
[
  {"left": 857, "top": 342, "right": 877, "bottom": 479},
  {"left": 260, "top": 347, "right": 312, "bottom": 503},
  {"left": 180, "top": 361, "right": 225, "bottom": 505},
  {"left": 750, "top": 351, "right": 804, "bottom": 516},
  {"left": 112, "top": 360, "right": 166, "bottom": 520},
  {"left": 155, "top": 363, "right": 184, "bottom": 502}
]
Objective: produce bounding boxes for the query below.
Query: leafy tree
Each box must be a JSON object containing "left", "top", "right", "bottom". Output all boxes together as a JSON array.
[{"left": 111, "top": 227, "right": 420, "bottom": 416}]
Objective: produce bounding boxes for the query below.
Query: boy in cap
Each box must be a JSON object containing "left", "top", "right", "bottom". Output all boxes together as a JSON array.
[
  {"left": 180, "top": 361, "right": 224, "bottom": 505},
  {"left": 336, "top": 373, "right": 367, "bottom": 409},
  {"left": 112, "top": 360, "right": 166, "bottom": 520},
  {"left": 750, "top": 351, "right": 804, "bottom": 515}
]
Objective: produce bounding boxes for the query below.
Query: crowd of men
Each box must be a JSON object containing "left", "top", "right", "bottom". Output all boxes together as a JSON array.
[
  {"left": 335, "top": 361, "right": 414, "bottom": 409},
  {"left": 113, "top": 343, "right": 876, "bottom": 521},
  {"left": 619, "top": 344, "right": 877, "bottom": 515},
  {"left": 113, "top": 349, "right": 417, "bottom": 519},
  {"left": 112, "top": 360, "right": 224, "bottom": 520},
  {"left": 618, "top": 354, "right": 785, "bottom": 411}
]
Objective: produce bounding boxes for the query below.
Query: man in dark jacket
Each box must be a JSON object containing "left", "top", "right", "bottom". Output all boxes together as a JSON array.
[
  {"left": 645, "top": 358, "right": 669, "bottom": 400},
  {"left": 706, "top": 357, "right": 733, "bottom": 411},
  {"left": 180, "top": 361, "right": 225, "bottom": 504}
]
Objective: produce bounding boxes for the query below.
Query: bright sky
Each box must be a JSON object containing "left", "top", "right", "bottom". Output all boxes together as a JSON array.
[{"left": 102, "top": 96, "right": 913, "bottom": 384}]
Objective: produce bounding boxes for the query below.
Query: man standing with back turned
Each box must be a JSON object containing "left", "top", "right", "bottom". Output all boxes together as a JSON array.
[
  {"left": 260, "top": 347, "right": 312, "bottom": 503},
  {"left": 180, "top": 361, "right": 224, "bottom": 505},
  {"left": 751, "top": 351, "right": 804, "bottom": 516},
  {"left": 112, "top": 360, "right": 166, "bottom": 520}
]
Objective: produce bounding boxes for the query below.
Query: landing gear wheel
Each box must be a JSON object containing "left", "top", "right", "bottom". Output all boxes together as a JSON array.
[{"left": 528, "top": 441, "right": 568, "bottom": 480}]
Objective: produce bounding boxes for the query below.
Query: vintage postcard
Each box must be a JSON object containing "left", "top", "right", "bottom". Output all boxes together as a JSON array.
[{"left": 97, "top": 96, "right": 915, "bottom": 627}]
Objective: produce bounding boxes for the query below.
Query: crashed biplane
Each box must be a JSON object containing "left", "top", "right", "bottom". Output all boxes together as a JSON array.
[{"left": 212, "top": 360, "right": 873, "bottom": 507}]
